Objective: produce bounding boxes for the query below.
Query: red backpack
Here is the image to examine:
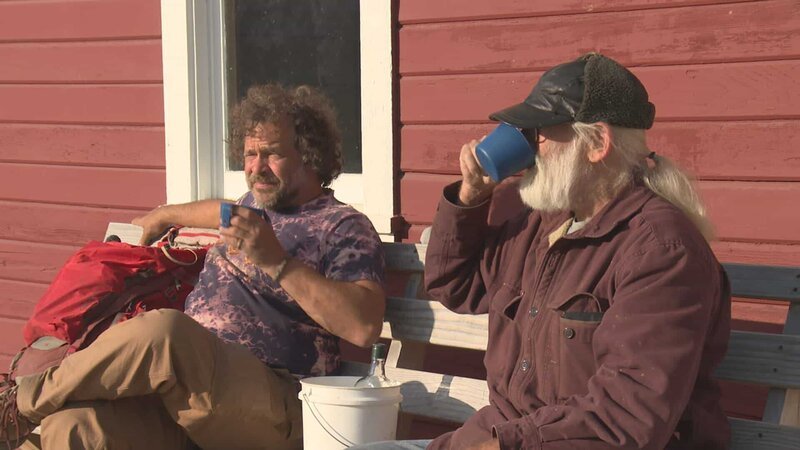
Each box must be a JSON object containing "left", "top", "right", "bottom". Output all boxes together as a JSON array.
[{"left": 10, "top": 237, "right": 208, "bottom": 379}]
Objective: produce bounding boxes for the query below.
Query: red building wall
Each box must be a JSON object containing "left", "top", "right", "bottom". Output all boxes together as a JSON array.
[
  {"left": 394, "top": 0, "right": 800, "bottom": 430},
  {"left": 398, "top": 0, "right": 800, "bottom": 263},
  {"left": 0, "top": 0, "right": 166, "bottom": 368}
]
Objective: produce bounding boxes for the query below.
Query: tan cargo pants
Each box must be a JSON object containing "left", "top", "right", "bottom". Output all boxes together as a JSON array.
[{"left": 15, "top": 309, "right": 303, "bottom": 450}]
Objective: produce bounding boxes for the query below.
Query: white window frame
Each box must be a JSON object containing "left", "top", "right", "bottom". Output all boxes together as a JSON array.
[{"left": 160, "top": 0, "right": 395, "bottom": 236}]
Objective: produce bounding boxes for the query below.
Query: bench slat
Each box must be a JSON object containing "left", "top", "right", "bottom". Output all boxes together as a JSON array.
[
  {"left": 729, "top": 417, "right": 800, "bottom": 450},
  {"left": 383, "top": 243, "right": 800, "bottom": 303},
  {"left": 723, "top": 263, "right": 800, "bottom": 303},
  {"left": 716, "top": 331, "right": 800, "bottom": 389},
  {"left": 381, "top": 297, "right": 800, "bottom": 388},
  {"left": 340, "top": 361, "right": 488, "bottom": 424},
  {"left": 384, "top": 243, "right": 426, "bottom": 272},
  {"left": 381, "top": 296, "right": 488, "bottom": 351}
]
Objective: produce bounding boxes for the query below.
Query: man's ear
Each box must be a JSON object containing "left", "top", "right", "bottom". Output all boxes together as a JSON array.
[{"left": 587, "top": 122, "right": 612, "bottom": 163}]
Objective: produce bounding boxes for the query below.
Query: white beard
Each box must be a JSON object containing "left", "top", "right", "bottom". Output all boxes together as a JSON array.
[{"left": 518, "top": 139, "right": 586, "bottom": 212}]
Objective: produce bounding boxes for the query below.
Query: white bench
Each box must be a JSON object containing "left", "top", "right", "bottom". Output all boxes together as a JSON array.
[{"left": 340, "top": 242, "right": 800, "bottom": 449}]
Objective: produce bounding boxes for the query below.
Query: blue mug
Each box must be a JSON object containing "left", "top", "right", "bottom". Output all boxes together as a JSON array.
[
  {"left": 220, "top": 203, "right": 265, "bottom": 227},
  {"left": 475, "top": 122, "right": 536, "bottom": 182}
]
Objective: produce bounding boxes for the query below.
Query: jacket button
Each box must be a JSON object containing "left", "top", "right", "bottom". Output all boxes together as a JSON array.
[
  {"left": 563, "top": 327, "right": 576, "bottom": 339},
  {"left": 529, "top": 307, "right": 538, "bottom": 317},
  {"left": 520, "top": 359, "right": 530, "bottom": 372}
]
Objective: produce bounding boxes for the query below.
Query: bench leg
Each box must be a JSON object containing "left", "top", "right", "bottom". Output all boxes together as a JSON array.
[{"left": 387, "top": 340, "right": 427, "bottom": 439}]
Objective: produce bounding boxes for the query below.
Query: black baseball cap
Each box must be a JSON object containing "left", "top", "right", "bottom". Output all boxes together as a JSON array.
[{"left": 489, "top": 53, "right": 655, "bottom": 130}]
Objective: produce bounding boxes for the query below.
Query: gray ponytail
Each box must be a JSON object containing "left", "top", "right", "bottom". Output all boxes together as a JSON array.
[{"left": 572, "top": 122, "right": 715, "bottom": 241}]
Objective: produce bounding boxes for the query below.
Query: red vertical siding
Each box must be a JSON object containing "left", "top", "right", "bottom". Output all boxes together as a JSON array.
[
  {"left": 395, "top": 0, "right": 800, "bottom": 433},
  {"left": 0, "top": 0, "right": 166, "bottom": 367}
]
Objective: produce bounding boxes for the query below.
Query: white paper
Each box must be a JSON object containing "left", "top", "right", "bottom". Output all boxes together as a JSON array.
[{"left": 104, "top": 222, "right": 144, "bottom": 245}]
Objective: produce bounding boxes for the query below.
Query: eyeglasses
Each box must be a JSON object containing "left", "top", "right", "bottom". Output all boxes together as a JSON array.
[{"left": 520, "top": 128, "right": 544, "bottom": 150}]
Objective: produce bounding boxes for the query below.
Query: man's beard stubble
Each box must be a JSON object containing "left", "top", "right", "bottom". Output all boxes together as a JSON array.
[{"left": 248, "top": 173, "right": 296, "bottom": 211}]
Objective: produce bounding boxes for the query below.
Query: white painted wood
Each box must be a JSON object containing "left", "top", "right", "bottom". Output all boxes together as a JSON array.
[
  {"left": 104, "top": 223, "right": 143, "bottom": 244},
  {"left": 381, "top": 297, "right": 488, "bottom": 351},
  {"left": 358, "top": 0, "right": 395, "bottom": 235},
  {"left": 161, "top": 0, "right": 225, "bottom": 204},
  {"left": 385, "top": 337, "right": 427, "bottom": 438},
  {"left": 330, "top": 173, "right": 365, "bottom": 213},
  {"left": 222, "top": 170, "right": 246, "bottom": 202},
  {"left": 160, "top": 0, "right": 197, "bottom": 204},
  {"left": 194, "top": 0, "right": 226, "bottom": 203}
]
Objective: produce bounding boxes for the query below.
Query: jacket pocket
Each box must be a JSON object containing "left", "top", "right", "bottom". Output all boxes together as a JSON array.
[
  {"left": 553, "top": 292, "right": 605, "bottom": 400},
  {"left": 485, "top": 284, "right": 523, "bottom": 383},
  {"left": 490, "top": 283, "right": 523, "bottom": 320}
]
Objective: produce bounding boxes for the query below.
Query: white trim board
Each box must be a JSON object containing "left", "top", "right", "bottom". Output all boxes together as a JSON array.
[{"left": 160, "top": 0, "right": 395, "bottom": 235}]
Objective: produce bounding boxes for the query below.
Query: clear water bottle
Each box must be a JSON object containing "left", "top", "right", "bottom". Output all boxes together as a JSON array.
[{"left": 354, "top": 343, "right": 391, "bottom": 388}]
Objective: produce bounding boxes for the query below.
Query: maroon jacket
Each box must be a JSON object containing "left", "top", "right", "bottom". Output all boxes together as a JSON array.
[{"left": 424, "top": 183, "right": 731, "bottom": 450}]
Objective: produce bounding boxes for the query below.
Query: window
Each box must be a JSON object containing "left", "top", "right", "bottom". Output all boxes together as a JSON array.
[
  {"left": 161, "top": 0, "right": 394, "bottom": 236},
  {"left": 225, "top": 0, "right": 362, "bottom": 174}
]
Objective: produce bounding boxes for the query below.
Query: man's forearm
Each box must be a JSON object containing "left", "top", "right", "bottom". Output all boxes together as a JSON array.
[
  {"left": 153, "top": 199, "right": 223, "bottom": 228},
  {"left": 272, "top": 259, "right": 385, "bottom": 348},
  {"left": 133, "top": 199, "right": 223, "bottom": 245}
]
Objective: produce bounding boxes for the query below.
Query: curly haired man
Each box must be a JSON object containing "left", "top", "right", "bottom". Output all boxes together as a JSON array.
[{"left": 1, "top": 84, "right": 386, "bottom": 450}]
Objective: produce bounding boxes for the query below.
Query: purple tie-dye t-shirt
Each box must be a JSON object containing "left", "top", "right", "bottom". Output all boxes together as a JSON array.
[{"left": 184, "top": 190, "right": 385, "bottom": 377}]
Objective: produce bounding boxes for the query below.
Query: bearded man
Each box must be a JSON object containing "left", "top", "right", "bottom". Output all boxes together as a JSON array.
[
  {"left": 1, "top": 84, "right": 385, "bottom": 450},
  {"left": 354, "top": 53, "right": 731, "bottom": 450}
]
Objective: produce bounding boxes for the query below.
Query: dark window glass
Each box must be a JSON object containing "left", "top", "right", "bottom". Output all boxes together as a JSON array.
[{"left": 225, "top": 0, "right": 362, "bottom": 173}]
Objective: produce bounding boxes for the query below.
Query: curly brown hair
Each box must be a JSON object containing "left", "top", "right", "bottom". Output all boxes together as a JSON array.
[{"left": 228, "top": 84, "right": 343, "bottom": 186}]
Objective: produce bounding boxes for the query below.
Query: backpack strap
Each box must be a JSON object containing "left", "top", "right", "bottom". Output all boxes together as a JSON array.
[{"left": 160, "top": 245, "right": 199, "bottom": 266}]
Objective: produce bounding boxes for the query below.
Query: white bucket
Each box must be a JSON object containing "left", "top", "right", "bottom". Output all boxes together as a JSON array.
[{"left": 299, "top": 376, "right": 402, "bottom": 449}]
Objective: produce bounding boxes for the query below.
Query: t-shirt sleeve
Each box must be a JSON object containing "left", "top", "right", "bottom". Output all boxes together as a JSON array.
[
  {"left": 236, "top": 191, "right": 255, "bottom": 207},
  {"left": 322, "top": 212, "right": 386, "bottom": 286}
]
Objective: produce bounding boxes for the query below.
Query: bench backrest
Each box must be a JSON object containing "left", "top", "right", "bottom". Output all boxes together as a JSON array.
[{"left": 341, "top": 242, "right": 800, "bottom": 449}]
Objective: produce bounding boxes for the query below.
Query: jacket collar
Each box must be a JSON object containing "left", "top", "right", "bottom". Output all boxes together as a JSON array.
[{"left": 544, "top": 184, "right": 656, "bottom": 244}]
